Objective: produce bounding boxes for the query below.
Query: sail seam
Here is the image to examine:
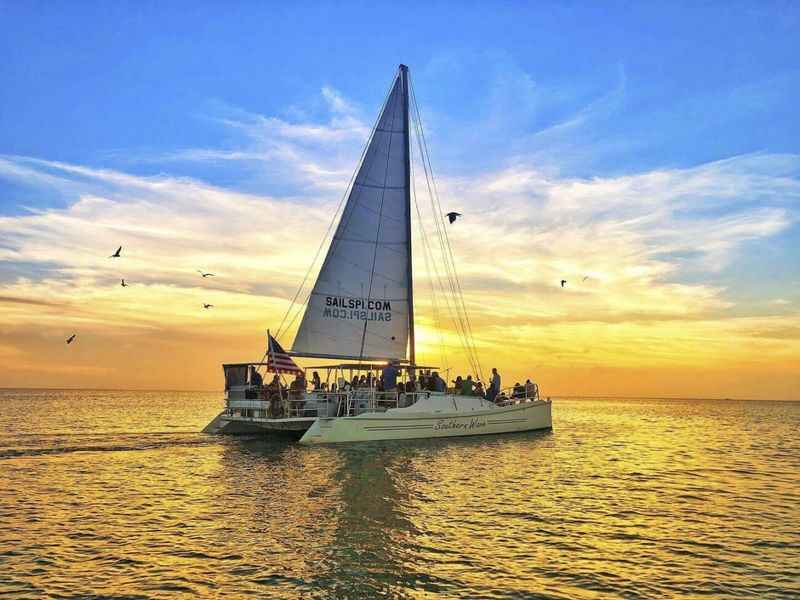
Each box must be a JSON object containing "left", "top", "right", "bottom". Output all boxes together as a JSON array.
[
  {"left": 353, "top": 182, "right": 405, "bottom": 190},
  {"left": 358, "top": 74, "right": 402, "bottom": 360}
]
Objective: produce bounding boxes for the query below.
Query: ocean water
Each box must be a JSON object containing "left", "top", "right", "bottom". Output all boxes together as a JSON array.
[{"left": 0, "top": 390, "right": 798, "bottom": 599}]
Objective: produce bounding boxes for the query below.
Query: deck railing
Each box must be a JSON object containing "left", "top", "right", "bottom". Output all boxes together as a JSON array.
[{"left": 225, "top": 382, "right": 542, "bottom": 421}]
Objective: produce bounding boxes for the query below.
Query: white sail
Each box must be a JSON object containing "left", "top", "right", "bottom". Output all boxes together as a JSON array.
[{"left": 292, "top": 68, "right": 411, "bottom": 361}]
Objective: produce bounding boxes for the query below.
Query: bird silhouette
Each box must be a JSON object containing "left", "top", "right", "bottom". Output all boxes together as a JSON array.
[
  {"left": 561, "top": 280, "right": 567, "bottom": 287},
  {"left": 582, "top": 275, "right": 589, "bottom": 282},
  {"left": 203, "top": 303, "right": 214, "bottom": 309},
  {"left": 445, "top": 212, "right": 462, "bottom": 224},
  {"left": 121, "top": 279, "right": 128, "bottom": 287},
  {"left": 197, "top": 270, "right": 215, "bottom": 278},
  {"left": 66, "top": 334, "right": 76, "bottom": 344},
  {"left": 109, "top": 246, "right": 122, "bottom": 258}
]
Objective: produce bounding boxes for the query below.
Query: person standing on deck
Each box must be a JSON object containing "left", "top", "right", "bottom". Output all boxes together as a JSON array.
[
  {"left": 461, "top": 375, "right": 474, "bottom": 396},
  {"left": 488, "top": 368, "right": 501, "bottom": 402},
  {"left": 249, "top": 366, "right": 263, "bottom": 388},
  {"left": 382, "top": 361, "right": 399, "bottom": 392}
]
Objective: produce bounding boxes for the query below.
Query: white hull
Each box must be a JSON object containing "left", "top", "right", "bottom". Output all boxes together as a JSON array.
[{"left": 299, "top": 395, "right": 552, "bottom": 444}]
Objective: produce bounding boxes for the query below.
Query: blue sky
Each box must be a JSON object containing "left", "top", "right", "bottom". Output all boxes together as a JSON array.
[
  {"left": 0, "top": 1, "right": 798, "bottom": 394},
  {"left": 2, "top": 1, "right": 798, "bottom": 180}
]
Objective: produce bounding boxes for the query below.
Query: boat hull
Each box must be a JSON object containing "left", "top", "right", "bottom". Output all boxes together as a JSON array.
[{"left": 299, "top": 399, "right": 552, "bottom": 444}]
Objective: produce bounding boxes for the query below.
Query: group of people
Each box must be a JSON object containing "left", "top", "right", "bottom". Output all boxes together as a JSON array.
[
  {"left": 451, "top": 369, "right": 537, "bottom": 402},
  {"left": 249, "top": 364, "right": 537, "bottom": 405}
]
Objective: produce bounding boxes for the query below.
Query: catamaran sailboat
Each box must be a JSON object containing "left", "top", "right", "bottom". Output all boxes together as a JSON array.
[{"left": 203, "top": 65, "right": 552, "bottom": 444}]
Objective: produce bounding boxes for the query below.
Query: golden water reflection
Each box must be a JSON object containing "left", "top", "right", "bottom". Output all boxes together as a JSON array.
[{"left": 0, "top": 392, "right": 798, "bottom": 598}]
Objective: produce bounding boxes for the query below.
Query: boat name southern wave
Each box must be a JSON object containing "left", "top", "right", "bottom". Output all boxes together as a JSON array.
[{"left": 433, "top": 417, "right": 488, "bottom": 431}]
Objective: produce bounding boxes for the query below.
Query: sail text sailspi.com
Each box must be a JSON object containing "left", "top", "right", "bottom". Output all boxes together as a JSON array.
[{"left": 323, "top": 296, "right": 393, "bottom": 322}]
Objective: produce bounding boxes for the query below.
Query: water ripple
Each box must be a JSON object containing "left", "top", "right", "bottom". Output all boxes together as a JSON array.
[{"left": 0, "top": 391, "right": 798, "bottom": 598}]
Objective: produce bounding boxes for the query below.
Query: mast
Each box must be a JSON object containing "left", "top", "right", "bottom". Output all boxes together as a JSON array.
[{"left": 400, "top": 64, "right": 415, "bottom": 366}]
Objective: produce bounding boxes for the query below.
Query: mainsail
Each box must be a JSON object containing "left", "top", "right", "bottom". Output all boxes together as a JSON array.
[{"left": 291, "top": 66, "right": 414, "bottom": 361}]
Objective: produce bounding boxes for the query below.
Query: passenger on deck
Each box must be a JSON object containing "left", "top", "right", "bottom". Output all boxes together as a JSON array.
[
  {"left": 430, "top": 371, "right": 447, "bottom": 392},
  {"left": 366, "top": 372, "right": 373, "bottom": 388},
  {"left": 359, "top": 374, "right": 367, "bottom": 388},
  {"left": 525, "top": 379, "right": 537, "bottom": 398},
  {"left": 419, "top": 372, "right": 428, "bottom": 390},
  {"left": 311, "top": 371, "right": 321, "bottom": 390},
  {"left": 250, "top": 366, "right": 263, "bottom": 388},
  {"left": 474, "top": 380, "right": 485, "bottom": 398},
  {"left": 488, "top": 367, "right": 501, "bottom": 402},
  {"left": 461, "top": 375, "right": 474, "bottom": 396},
  {"left": 452, "top": 376, "right": 463, "bottom": 393},
  {"left": 291, "top": 372, "right": 306, "bottom": 393},
  {"left": 266, "top": 374, "right": 282, "bottom": 400},
  {"left": 513, "top": 382, "right": 525, "bottom": 398},
  {"left": 382, "top": 361, "right": 399, "bottom": 391}
]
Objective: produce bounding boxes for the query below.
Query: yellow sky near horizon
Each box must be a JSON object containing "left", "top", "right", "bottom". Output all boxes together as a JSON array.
[{"left": 0, "top": 134, "right": 798, "bottom": 399}]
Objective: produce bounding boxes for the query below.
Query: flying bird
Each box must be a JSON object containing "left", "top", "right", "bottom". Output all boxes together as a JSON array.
[
  {"left": 561, "top": 280, "right": 567, "bottom": 288},
  {"left": 66, "top": 334, "right": 76, "bottom": 344},
  {"left": 197, "top": 270, "right": 215, "bottom": 278},
  {"left": 203, "top": 303, "right": 214, "bottom": 309},
  {"left": 582, "top": 275, "right": 590, "bottom": 282},
  {"left": 445, "top": 212, "right": 462, "bottom": 224},
  {"left": 109, "top": 246, "right": 122, "bottom": 258},
  {"left": 121, "top": 279, "right": 128, "bottom": 287}
]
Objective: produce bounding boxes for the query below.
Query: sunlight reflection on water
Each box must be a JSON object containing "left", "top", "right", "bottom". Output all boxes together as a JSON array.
[{"left": 0, "top": 390, "right": 798, "bottom": 598}]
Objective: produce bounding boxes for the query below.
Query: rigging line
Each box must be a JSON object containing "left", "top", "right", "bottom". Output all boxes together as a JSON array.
[
  {"left": 408, "top": 85, "right": 480, "bottom": 377},
  {"left": 410, "top": 80, "right": 484, "bottom": 380},
  {"left": 275, "top": 70, "right": 400, "bottom": 342},
  {"left": 416, "top": 143, "right": 480, "bottom": 377},
  {"left": 411, "top": 154, "right": 449, "bottom": 373},
  {"left": 410, "top": 115, "right": 472, "bottom": 374},
  {"left": 411, "top": 124, "right": 475, "bottom": 376},
  {"left": 410, "top": 111, "right": 476, "bottom": 378},
  {"left": 358, "top": 73, "right": 403, "bottom": 361},
  {"left": 414, "top": 178, "right": 470, "bottom": 374}
]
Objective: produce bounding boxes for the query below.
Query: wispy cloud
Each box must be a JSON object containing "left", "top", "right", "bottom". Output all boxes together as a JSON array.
[{"left": 0, "top": 78, "right": 798, "bottom": 394}]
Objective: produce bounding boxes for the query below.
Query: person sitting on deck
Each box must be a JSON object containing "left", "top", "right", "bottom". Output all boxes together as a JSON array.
[
  {"left": 473, "top": 380, "right": 485, "bottom": 399},
  {"left": 359, "top": 374, "right": 367, "bottom": 388},
  {"left": 461, "top": 375, "right": 474, "bottom": 396},
  {"left": 525, "top": 379, "right": 537, "bottom": 399},
  {"left": 430, "top": 371, "right": 447, "bottom": 393},
  {"left": 452, "top": 376, "right": 463, "bottom": 393},
  {"left": 513, "top": 382, "right": 525, "bottom": 398},
  {"left": 419, "top": 372, "right": 428, "bottom": 391}
]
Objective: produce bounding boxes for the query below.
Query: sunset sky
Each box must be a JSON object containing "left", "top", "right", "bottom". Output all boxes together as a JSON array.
[{"left": 1, "top": 3, "right": 798, "bottom": 398}]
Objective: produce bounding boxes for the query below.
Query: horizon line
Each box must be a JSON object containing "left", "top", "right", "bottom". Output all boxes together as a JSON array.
[{"left": 0, "top": 386, "right": 797, "bottom": 402}]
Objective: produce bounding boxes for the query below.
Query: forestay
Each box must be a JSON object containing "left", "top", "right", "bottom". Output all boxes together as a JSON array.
[{"left": 292, "top": 68, "right": 411, "bottom": 361}]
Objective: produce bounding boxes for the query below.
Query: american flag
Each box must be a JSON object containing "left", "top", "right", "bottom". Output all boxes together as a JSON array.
[{"left": 267, "top": 333, "right": 303, "bottom": 374}]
